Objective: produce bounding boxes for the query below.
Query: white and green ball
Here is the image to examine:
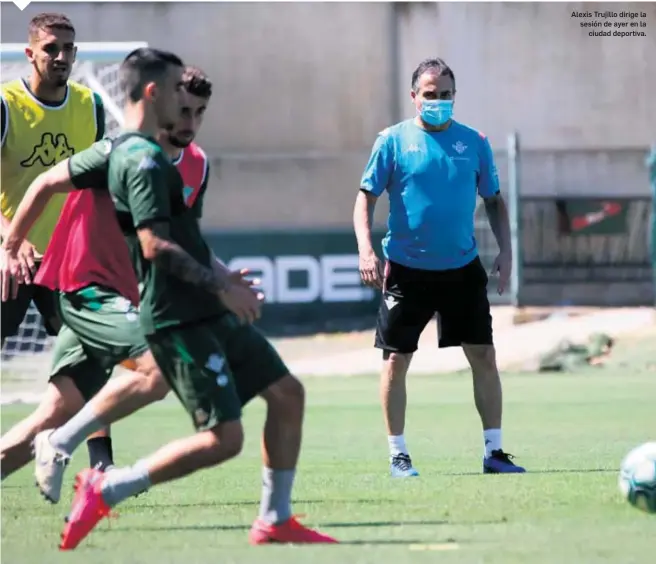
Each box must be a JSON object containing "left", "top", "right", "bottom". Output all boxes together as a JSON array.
[{"left": 619, "top": 442, "right": 656, "bottom": 514}]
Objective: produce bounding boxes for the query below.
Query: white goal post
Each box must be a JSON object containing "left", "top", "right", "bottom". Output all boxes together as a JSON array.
[{"left": 1, "top": 41, "right": 147, "bottom": 389}]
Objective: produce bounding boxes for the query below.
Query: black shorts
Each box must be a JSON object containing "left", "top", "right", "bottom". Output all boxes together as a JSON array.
[
  {"left": 1, "top": 261, "right": 60, "bottom": 342},
  {"left": 375, "top": 257, "right": 493, "bottom": 353}
]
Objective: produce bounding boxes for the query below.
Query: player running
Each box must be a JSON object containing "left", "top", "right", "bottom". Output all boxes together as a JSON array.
[
  {"left": 0, "top": 12, "right": 115, "bottom": 476},
  {"left": 14, "top": 47, "right": 337, "bottom": 548},
  {"left": 0, "top": 66, "right": 217, "bottom": 488}
]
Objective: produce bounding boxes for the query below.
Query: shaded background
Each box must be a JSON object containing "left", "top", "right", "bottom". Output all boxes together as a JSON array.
[{"left": 2, "top": 2, "right": 655, "bottom": 341}]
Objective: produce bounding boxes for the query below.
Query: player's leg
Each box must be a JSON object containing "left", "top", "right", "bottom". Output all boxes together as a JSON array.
[
  {"left": 375, "top": 261, "right": 434, "bottom": 477},
  {"left": 84, "top": 429, "right": 114, "bottom": 471},
  {"left": 0, "top": 326, "right": 99, "bottom": 482},
  {"left": 0, "top": 280, "right": 34, "bottom": 346},
  {"left": 220, "top": 317, "right": 336, "bottom": 544},
  {"left": 49, "top": 351, "right": 166, "bottom": 447},
  {"left": 0, "top": 282, "right": 61, "bottom": 479},
  {"left": 0, "top": 378, "right": 81, "bottom": 479},
  {"left": 33, "top": 326, "right": 112, "bottom": 501},
  {"left": 33, "top": 285, "right": 115, "bottom": 472},
  {"left": 0, "top": 375, "right": 82, "bottom": 479},
  {"left": 33, "top": 287, "right": 167, "bottom": 502},
  {"left": 437, "top": 257, "right": 525, "bottom": 474},
  {"left": 46, "top": 286, "right": 167, "bottom": 441},
  {"left": 36, "top": 350, "right": 166, "bottom": 493},
  {"left": 59, "top": 321, "right": 245, "bottom": 550}
]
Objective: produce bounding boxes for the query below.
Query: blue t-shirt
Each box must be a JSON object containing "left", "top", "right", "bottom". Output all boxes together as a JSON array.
[{"left": 360, "top": 119, "right": 500, "bottom": 271}]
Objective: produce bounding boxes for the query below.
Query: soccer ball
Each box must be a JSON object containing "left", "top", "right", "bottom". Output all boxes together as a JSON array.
[{"left": 618, "top": 442, "right": 656, "bottom": 514}]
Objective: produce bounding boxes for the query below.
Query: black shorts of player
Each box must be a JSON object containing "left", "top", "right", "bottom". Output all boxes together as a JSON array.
[
  {"left": 1, "top": 260, "right": 61, "bottom": 342},
  {"left": 375, "top": 256, "right": 493, "bottom": 353}
]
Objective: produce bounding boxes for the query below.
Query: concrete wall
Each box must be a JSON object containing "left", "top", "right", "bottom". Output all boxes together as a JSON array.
[
  {"left": 397, "top": 2, "right": 656, "bottom": 151},
  {"left": 1, "top": 1, "right": 394, "bottom": 229},
  {"left": 1, "top": 1, "right": 393, "bottom": 154},
  {"left": 396, "top": 2, "right": 656, "bottom": 200},
  {"left": 2, "top": 2, "right": 654, "bottom": 229}
]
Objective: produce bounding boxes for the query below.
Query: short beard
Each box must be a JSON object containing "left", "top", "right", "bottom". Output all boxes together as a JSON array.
[
  {"left": 167, "top": 135, "right": 191, "bottom": 148},
  {"left": 34, "top": 65, "right": 67, "bottom": 90},
  {"left": 43, "top": 64, "right": 71, "bottom": 89}
]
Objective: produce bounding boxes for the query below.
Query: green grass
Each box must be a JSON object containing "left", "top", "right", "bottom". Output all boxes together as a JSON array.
[{"left": 2, "top": 336, "right": 656, "bottom": 563}]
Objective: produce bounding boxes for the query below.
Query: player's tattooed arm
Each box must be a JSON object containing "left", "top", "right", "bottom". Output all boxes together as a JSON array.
[
  {"left": 483, "top": 193, "right": 511, "bottom": 255},
  {"left": 211, "top": 252, "right": 230, "bottom": 277},
  {"left": 137, "top": 222, "right": 230, "bottom": 294}
]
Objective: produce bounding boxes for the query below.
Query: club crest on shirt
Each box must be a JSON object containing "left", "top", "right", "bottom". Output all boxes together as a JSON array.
[
  {"left": 452, "top": 141, "right": 467, "bottom": 154},
  {"left": 194, "top": 408, "right": 209, "bottom": 427},
  {"left": 113, "top": 296, "right": 139, "bottom": 321},
  {"left": 137, "top": 155, "right": 159, "bottom": 171}
]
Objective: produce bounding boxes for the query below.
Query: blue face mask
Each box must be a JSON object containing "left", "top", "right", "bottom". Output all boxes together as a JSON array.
[{"left": 420, "top": 99, "right": 453, "bottom": 127}]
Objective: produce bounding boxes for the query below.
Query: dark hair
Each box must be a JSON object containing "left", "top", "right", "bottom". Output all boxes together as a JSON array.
[
  {"left": 411, "top": 58, "right": 455, "bottom": 92},
  {"left": 182, "top": 66, "right": 212, "bottom": 99},
  {"left": 28, "top": 13, "right": 75, "bottom": 40},
  {"left": 119, "top": 48, "right": 184, "bottom": 103}
]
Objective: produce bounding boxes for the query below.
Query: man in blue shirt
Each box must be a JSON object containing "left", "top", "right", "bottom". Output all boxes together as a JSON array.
[{"left": 353, "top": 58, "right": 525, "bottom": 477}]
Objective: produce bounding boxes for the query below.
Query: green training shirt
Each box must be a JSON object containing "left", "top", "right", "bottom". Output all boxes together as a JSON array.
[{"left": 107, "top": 132, "right": 227, "bottom": 334}]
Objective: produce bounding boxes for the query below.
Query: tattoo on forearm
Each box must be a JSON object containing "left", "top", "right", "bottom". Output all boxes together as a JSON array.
[{"left": 154, "top": 241, "right": 229, "bottom": 293}]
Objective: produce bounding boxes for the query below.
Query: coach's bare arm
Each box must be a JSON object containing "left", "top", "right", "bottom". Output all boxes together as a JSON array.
[
  {"left": 483, "top": 192, "right": 512, "bottom": 294},
  {"left": 483, "top": 192, "right": 511, "bottom": 255},
  {"left": 353, "top": 190, "right": 384, "bottom": 289}
]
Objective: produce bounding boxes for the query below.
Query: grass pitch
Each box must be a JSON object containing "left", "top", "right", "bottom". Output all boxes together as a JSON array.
[{"left": 2, "top": 332, "right": 655, "bottom": 564}]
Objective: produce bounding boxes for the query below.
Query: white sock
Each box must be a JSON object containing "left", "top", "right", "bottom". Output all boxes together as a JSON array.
[
  {"left": 100, "top": 460, "right": 151, "bottom": 508},
  {"left": 388, "top": 434, "right": 408, "bottom": 457},
  {"left": 484, "top": 429, "right": 502, "bottom": 457}
]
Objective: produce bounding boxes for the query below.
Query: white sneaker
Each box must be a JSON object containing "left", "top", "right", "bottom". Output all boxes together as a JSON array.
[
  {"left": 390, "top": 453, "right": 420, "bottom": 478},
  {"left": 33, "top": 430, "right": 70, "bottom": 504}
]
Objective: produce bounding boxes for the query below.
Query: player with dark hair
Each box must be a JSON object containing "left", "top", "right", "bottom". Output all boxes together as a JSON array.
[
  {"left": 0, "top": 12, "right": 115, "bottom": 478},
  {"left": 0, "top": 65, "right": 217, "bottom": 490},
  {"left": 45, "top": 47, "right": 336, "bottom": 549},
  {"left": 354, "top": 57, "right": 526, "bottom": 477},
  {"left": 166, "top": 66, "right": 213, "bottom": 216},
  {"left": 117, "top": 64, "right": 213, "bottom": 374}
]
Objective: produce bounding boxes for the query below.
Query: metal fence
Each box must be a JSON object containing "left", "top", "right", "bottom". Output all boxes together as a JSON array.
[{"left": 488, "top": 136, "right": 655, "bottom": 307}]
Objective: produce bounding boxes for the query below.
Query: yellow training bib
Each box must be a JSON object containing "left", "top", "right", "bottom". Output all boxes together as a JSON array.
[{"left": 1, "top": 79, "right": 101, "bottom": 254}]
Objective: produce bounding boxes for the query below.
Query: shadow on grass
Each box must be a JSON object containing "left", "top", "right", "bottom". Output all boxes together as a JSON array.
[
  {"left": 102, "top": 518, "right": 503, "bottom": 534},
  {"left": 329, "top": 539, "right": 446, "bottom": 546},
  {"left": 442, "top": 468, "right": 616, "bottom": 476},
  {"left": 135, "top": 498, "right": 396, "bottom": 510}
]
